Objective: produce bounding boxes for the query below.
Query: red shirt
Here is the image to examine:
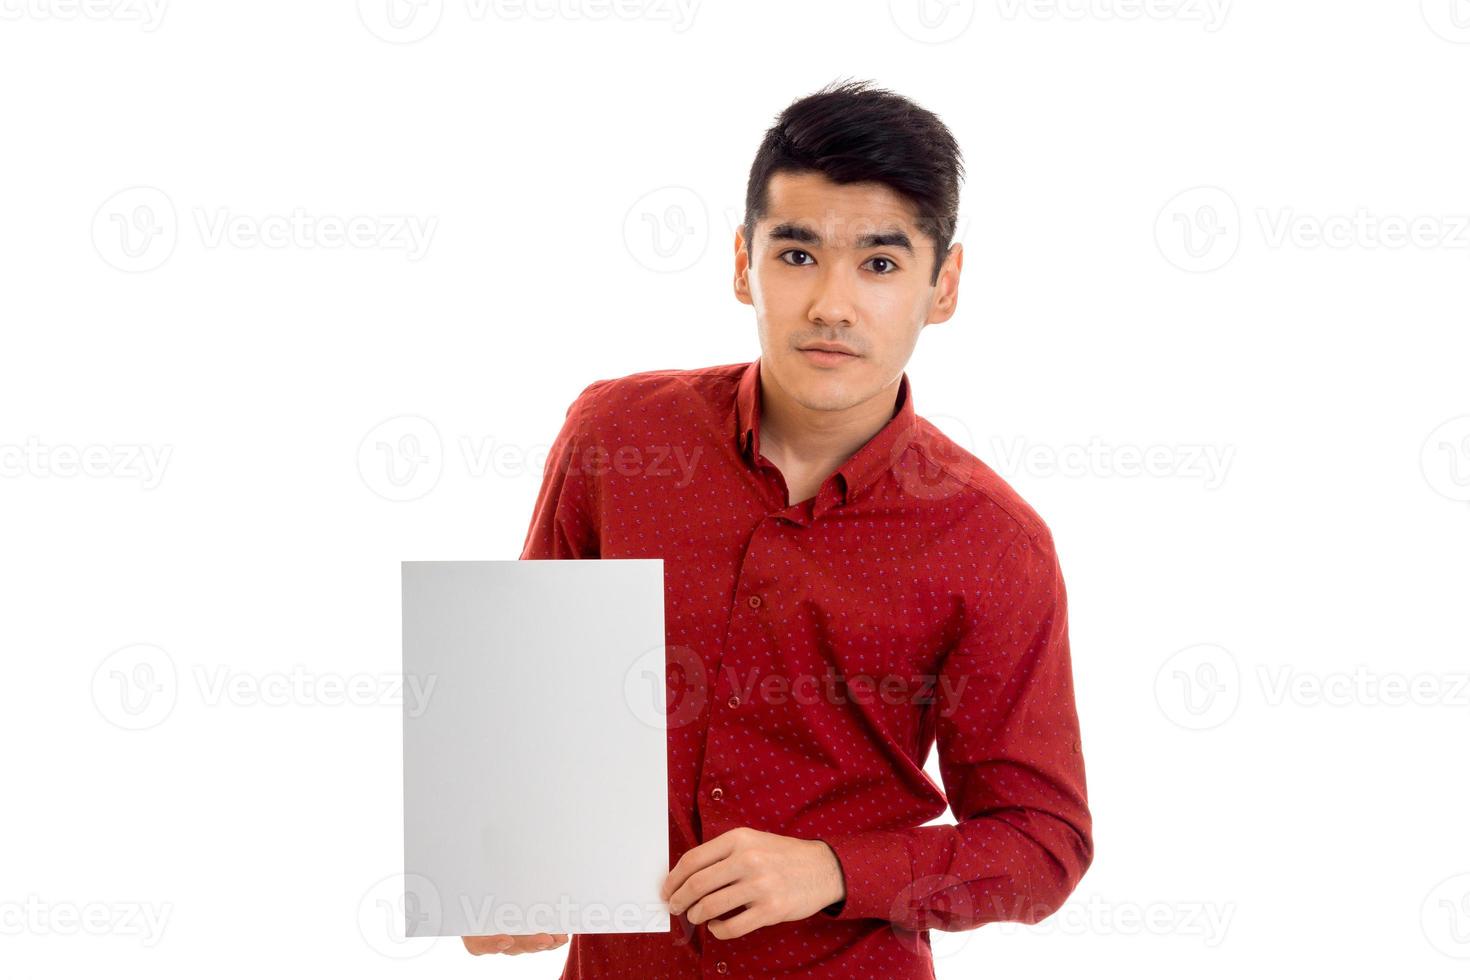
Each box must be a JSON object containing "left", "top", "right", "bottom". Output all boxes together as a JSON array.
[{"left": 521, "top": 357, "right": 1093, "bottom": 979}]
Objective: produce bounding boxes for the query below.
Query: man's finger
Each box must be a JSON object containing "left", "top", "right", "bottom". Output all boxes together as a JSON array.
[
  {"left": 508, "top": 932, "right": 563, "bottom": 954},
  {"left": 707, "top": 905, "right": 766, "bottom": 941},
  {"left": 462, "top": 932, "right": 568, "bottom": 955},
  {"left": 686, "top": 881, "right": 758, "bottom": 926},
  {"left": 670, "top": 858, "right": 743, "bottom": 916},
  {"left": 663, "top": 829, "right": 742, "bottom": 900},
  {"left": 462, "top": 935, "right": 515, "bottom": 954}
]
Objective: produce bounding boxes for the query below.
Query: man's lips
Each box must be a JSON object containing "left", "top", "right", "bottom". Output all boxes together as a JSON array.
[{"left": 799, "top": 347, "right": 859, "bottom": 365}]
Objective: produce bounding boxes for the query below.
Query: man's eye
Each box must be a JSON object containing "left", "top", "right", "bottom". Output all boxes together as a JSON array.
[
  {"left": 779, "top": 249, "right": 813, "bottom": 266},
  {"left": 866, "top": 256, "right": 899, "bottom": 275}
]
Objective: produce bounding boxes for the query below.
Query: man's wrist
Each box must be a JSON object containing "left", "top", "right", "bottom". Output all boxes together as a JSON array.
[{"left": 815, "top": 840, "right": 846, "bottom": 914}]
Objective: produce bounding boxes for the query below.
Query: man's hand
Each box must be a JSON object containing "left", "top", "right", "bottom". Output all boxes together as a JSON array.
[
  {"left": 461, "top": 933, "right": 569, "bottom": 956},
  {"left": 660, "top": 827, "right": 846, "bottom": 940}
]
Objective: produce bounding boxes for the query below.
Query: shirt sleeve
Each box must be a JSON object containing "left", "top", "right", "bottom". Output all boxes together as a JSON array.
[
  {"left": 518, "top": 381, "right": 605, "bottom": 561},
  {"left": 816, "top": 525, "right": 1093, "bottom": 931}
]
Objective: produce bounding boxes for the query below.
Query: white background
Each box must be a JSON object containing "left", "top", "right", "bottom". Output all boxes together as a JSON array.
[{"left": 3, "top": 1, "right": 1469, "bottom": 976}]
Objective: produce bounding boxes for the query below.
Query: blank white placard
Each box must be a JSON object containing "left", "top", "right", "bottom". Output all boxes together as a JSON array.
[{"left": 401, "top": 559, "right": 670, "bottom": 937}]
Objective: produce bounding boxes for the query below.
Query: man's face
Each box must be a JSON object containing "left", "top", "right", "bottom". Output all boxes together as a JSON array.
[{"left": 734, "top": 170, "right": 961, "bottom": 413}]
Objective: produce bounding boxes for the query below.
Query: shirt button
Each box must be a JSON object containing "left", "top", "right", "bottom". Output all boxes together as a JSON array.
[
  {"left": 716, "top": 961, "right": 729, "bottom": 974},
  {"left": 747, "top": 595, "right": 762, "bottom": 608},
  {"left": 710, "top": 786, "right": 723, "bottom": 801},
  {"left": 727, "top": 695, "right": 740, "bottom": 709}
]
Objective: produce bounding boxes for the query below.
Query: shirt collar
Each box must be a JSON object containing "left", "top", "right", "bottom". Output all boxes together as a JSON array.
[{"left": 735, "top": 355, "right": 917, "bottom": 507}]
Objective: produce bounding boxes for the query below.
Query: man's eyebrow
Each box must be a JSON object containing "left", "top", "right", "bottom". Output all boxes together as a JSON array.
[{"left": 765, "top": 222, "right": 915, "bottom": 254}]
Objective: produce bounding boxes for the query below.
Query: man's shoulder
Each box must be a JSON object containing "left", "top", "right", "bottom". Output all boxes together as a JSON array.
[
  {"left": 568, "top": 361, "right": 748, "bottom": 423},
  {"left": 911, "top": 416, "right": 1055, "bottom": 554}
]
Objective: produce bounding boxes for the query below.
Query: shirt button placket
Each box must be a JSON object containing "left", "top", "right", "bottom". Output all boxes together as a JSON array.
[{"left": 721, "top": 595, "right": 758, "bottom": 713}]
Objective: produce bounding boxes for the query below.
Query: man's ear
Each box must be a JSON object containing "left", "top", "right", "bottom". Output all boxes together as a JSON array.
[
  {"left": 733, "top": 228, "right": 754, "bottom": 306},
  {"left": 925, "top": 242, "right": 962, "bottom": 326}
]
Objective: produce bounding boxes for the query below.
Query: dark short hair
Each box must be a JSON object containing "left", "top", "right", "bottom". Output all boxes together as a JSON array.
[{"left": 743, "top": 78, "right": 965, "bottom": 286}]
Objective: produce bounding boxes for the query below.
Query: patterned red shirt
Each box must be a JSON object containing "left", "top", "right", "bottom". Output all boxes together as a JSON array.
[{"left": 521, "top": 357, "right": 1093, "bottom": 979}]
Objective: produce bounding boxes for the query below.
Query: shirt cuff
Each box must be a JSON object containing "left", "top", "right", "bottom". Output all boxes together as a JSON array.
[{"left": 816, "top": 831, "right": 912, "bottom": 922}]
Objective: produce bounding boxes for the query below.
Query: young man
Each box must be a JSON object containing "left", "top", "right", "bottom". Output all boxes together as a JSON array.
[{"left": 464, "top": 78, "right": 1093, "bottom": 978}]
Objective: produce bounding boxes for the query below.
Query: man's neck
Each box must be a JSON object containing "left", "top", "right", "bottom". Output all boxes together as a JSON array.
[{"left": 757, "top": 361, "right": 902, "bottom": 474}]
